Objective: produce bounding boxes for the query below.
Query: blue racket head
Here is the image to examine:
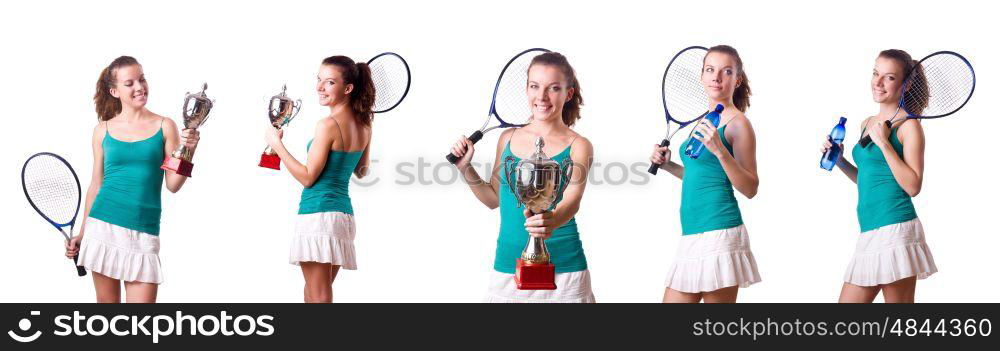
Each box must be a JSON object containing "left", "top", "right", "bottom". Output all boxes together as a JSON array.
[
  {"left": 368, "top": 52, "right": 412, "bottom": 114},
  {"left": 901, "top": 51, "right": 975, "bottom": 119},
  {"left": 489, "top": 48, "right": 552, "bottom": 127},
  {"left": 662, "top": 46, "right": 710, "bottom": 127},
  {"left": 21, "top": 152, "right": 81, "bottom": 232}
]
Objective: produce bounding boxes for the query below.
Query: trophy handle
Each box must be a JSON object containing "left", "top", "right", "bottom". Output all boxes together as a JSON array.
[
  {"left": 285, "top": 99, "right": 303, "bottom": 126},
  {"left": 555, "top": 158, "right": 575, "bottom": 204},
  {"left": 502, "top": 155, "right": 523, "bottom": 207}
]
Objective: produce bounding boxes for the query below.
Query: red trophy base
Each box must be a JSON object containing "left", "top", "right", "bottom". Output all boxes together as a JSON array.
[
  {"left": 514, "top": 259, "right": 557, "bottom": 290},
  {"left": 259, "top": 153, "right": 280, "bottom": 170},
  {"left": 161, "top": 156, "right": 193, "bottom": 177}
]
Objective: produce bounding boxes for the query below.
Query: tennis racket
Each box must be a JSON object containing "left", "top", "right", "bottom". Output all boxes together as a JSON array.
[
  {"left": 368, "top": 52, "right": 412, "bottom": 113},
  {"left": 858, "top": 51, "right": 975, "bottom": 147},
  {"left": 21, "top": 152, "right": 87, "bottom": 277},
  {"left": 648, "top": 46, "right": 711, "bottom": 175},
  {"left": 445, "top": 48, "right": 552, "bottom": 164}
]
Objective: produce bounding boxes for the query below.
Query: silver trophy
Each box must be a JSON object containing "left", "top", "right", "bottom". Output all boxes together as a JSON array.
[
  {"left": 161, "top": 83, "right": 213, "bottom": 177},
  {"left": 503, "top": 136, "right": 574, "bottom": 289},
  {"left": 259, "top": 84, "right": 301, "bottom": 170}
]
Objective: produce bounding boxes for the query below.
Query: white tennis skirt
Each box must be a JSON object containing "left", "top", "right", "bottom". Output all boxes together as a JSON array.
[
  {"left": 664, "top": 224, "right": 761, "bottom": 293},
  {"left": 289, "top": 211, "right": 357, "bottom": 270},
  {"left": 77, "top": 217, "right": 163, "bottom": 284},
  {"left": 484, "top": 269, "right": 596, "bottom": 303},
  {"left": 843, "top": 218, "right": 937, "bottom": 287}
]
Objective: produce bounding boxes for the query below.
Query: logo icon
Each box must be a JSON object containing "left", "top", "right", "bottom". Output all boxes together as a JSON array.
[{"left": 8, "top": 311, "right": 42, "bottom": 343}]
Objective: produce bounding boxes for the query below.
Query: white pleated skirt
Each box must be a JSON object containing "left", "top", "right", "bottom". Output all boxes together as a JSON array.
[
  {"left": 843, "top": 218, "right": 937, "bottom": 287},
  {"left": 77, "top": 217, "right": 163, "bottom": 284},
  {"left": 289, "top": 211, "right": 357, "bottom": 270},
  {"left": 484, "top": 269, "right": 596, "bottom": 303},
  {"left": 664, "top": 224, "right": 761, "bottom": 293}
]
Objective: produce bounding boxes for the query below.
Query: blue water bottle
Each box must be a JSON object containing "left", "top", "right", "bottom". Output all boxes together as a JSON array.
[
  {"left": 820, "top": 117, "right": 847, "bottom": 171},
  {"left": 684, "top": 104, "right": 725, "bottom": 159}
]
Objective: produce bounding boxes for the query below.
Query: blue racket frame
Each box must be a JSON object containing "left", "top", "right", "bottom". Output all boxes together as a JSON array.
[
  {"left": 368, "top": 52, "right": 412, "bottom": 114},
  {"left": 21, "top": 152, "right": 87, "bottom": 276}
]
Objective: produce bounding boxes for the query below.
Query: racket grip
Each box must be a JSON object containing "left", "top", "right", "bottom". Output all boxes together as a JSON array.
[
  {"left": 446, "top": 130, "right": 485, "bottom": 164},
  {"left": 648, "top": 139, "right": 670, "bottom": 175},
  {"left": 73, "top": 255, "right": 86, "bottom": 277}
]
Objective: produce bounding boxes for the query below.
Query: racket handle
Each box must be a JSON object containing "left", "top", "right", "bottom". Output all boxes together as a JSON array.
[
  {"left": 858, "top": 120, "right": 893, "bottom": 147},
  {"left": 73, "top": 255, "right": 86, "bottom": 277},
  {"left": 648, "top": 139, "right": 670, "bottom": 175},
  {"left": 446, "top": 130, "right": 484, "bottom": 164}
]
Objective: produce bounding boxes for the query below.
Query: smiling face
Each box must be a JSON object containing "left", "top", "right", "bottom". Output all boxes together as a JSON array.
[
  {"left": 871, "top": 56, "right": 906, "bottom": 104},
  {"left": 526, "top": 63, "right": 574, "bottom": 123},
  {"left": 316, "top": 64, "right": 353, "bottom": 107},
  {"left": 701, "top": 51, "right": 740, "bottom": 104},
  {"left": 109, "top": 64, "right": 147, "bottom": 109}
]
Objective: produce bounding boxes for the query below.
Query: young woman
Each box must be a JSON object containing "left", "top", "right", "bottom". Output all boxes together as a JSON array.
[
  {"left": 64, "top": 56, "right": 200, "bottom": 303},
  {"left": 821, "top": 49, "right": 937, "bottom": 303},
  {"left": 450, "top": 52, "right": 595, "bottom": 303},
  {"left": 264, "top": 56, "right": 373, "bottom": 303},
  {"left": 650, "top": 45, "right": 762, "bottom": 303}
]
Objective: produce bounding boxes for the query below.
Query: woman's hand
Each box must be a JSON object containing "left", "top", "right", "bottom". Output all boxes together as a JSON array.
[
  {"left": 867, "top": 119, "right": 890, "bottom": 147},
  {"left": 821, "top": 136, "right": 844, "bottom": 163},
  {"left": 265, "top": 125, "right": 284, "bottom": 150},
  {"left": 650, "top": 143, "right": 672, "bottom": 167},
  {"left": 180, "top": 129, "right": 200, "bottom": 151},
  {"left": 450, "top": 136, "right": 475, "bottom": 169},
  {"left": 692, "top": 118, "right": 725, "bottom": 156},
  {"left": 65, "top": 234, "right": 82, "bottom": 259},
  {"left": 524, "top": 210, "right": 555, "bottom": 240}
]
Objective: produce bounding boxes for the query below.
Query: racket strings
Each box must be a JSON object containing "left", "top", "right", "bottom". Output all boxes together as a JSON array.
[
  {"left": 369, "top": 56, "right": 410, "bottom": 113},
  {"left": 23, "top": 156, "right": 79, "bottom": 225},
  {"left": 663, "top": 49, "right": 710, "bottom": 126},
  {"left": 493, "top": 54, "right": 537, "bottom": 125},
  {"left": 909, "top": 55, "right": 975, "bottom": 117}
]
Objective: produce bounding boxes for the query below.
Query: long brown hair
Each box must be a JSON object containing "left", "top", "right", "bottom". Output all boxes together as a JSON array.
[
  {"left": 94, "top": 56, "right": 140, "bottom": 121},
  {"left": 529, "top": 52, "right": 584, "bottom": 127},
  {"left": 878, "top": 49, "right": 927, "bottom": 115},
  {"left": 322, "top": 56, "right": 375, "bottom": 127},
  {"left": 705, "top": 45, "right": 752, "bottom": 112}
]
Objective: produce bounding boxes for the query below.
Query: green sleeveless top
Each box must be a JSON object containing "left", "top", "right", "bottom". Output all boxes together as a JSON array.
[
  {"left": 679, "top": 125, "right": 744, "bottom": 235},
  {"left": 298, "top": 139, "right": 364, "bottom": 215},
  {"left": 852, "top": 125, "right": 917, "bottom": 232},
  {"left": 495, "top": 138, "right": 587, "bottom": 274},
  {"left": 89, "top": 126, "right": 165, "bottom": 235}
]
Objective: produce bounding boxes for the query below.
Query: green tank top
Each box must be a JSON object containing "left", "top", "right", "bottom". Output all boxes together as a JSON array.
[
  {"left": 495, "top": 138, "right": 587, "bottom": 274},
  {"left": 89, "top": 126, "right": 165, "bottom": 235},
  {"left": 298, "top": 139, "right": 364, "bottom": 215},
  {"left": 679, "top": 125, "right": 744, "bottom": 235},
  {"left": 852, "top": 125, "right": 917, "bottom": 232}
]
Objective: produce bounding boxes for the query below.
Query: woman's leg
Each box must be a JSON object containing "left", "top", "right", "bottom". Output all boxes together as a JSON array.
[
  {"left": 663, "top": 287, "right": 703, "bottom": 303},
  {"left": 702, "top": 286, "right": 739, "bottom": 303},
  {"left": 123, "top": 281, "right": 158, "bottom": 303},
  {"left": 92, "top": 272, "right": 121, "bottom": 303},
  {"left": 880, "top": 277, "right": 916, "bottom": 303},
  {"left": 301, "top": 262, "right": 339, "bottom": 303},
  {"left": 839, "top": 282, "right": 880, "bottom": 303}
]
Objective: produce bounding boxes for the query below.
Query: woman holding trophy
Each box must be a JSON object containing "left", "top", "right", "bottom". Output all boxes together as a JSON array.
[
  {"left": 64, "top": 56, "right": 203, "bottom": 303},
  {"left": 264, "top": 56, "right": 374, "bottom": 303},
  {"left": 450, "top": 52, "right": 596, "bottom": 303},
  {"left": 649, "top": 45, "right": 762, "bottom": 303}
]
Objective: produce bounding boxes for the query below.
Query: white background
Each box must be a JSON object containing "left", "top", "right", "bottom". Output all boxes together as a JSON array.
[{"left": 1, "top": 0, "right": 996, "bottom": 302}]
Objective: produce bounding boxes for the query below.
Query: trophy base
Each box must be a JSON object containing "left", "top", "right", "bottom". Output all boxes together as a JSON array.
[
  {"left": 259, "top": 153, "right": 281, "bottom": 170},
  {"left": 161, "top": 156, "right": 193, "bottom": 177},
  {"left": 514, "top": 259, "right": 557, "bottom": 290}
]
